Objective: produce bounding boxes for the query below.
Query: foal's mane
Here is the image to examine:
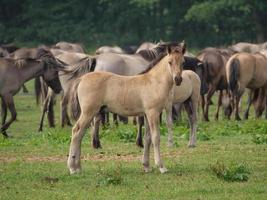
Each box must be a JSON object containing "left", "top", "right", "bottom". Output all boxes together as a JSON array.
[
  {"left": 138, "top": 43, "right": 183, "bottom": 75},
  {"left": 63, "top": 56, "right": 97, "bottom": 80}
]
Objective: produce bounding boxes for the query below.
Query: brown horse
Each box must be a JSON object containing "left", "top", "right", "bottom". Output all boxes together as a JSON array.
[
  {"left": 0, "top": 48, "right": 63, "bottom": 137},
  {"left": 67, "top": 43, "right": 185, "bottom": 174},
  {"left": 226, "top": 52, "right": 267, "bottom": 120},
  {"left": 197, "top": 47, "right": 234, "bottom": 121}
]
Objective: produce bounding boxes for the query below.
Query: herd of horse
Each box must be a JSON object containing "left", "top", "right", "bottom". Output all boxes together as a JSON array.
[{"left": 0, "top": 40, "right": 267, "bottom": 174}]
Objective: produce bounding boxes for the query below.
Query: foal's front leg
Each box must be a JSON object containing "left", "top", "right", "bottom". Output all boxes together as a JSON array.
[
  {"left": 1, "top": 98, "right": 8, "bottom": 137},
  {"left": 146, "top": 111, "right": 167, "bottom": 173}
]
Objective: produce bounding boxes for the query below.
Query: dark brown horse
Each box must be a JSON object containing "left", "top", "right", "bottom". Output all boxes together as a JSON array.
[
  {"left": 197, "top": 47, "right": 235, "bottom": 121},
  {"left": 0, "top": 48, "right": 63, "bottom": 137}
]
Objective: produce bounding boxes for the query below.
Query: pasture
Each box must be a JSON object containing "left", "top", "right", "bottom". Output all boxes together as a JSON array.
[{"left": 0, "top": 81, "right": 266, "bottom": 200}]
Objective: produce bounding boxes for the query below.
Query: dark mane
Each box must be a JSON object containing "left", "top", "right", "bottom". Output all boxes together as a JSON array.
[
  {"left": 63, "top": 56, "right": 97, "bottom": 80},
  {"left": 138, "top": 53, "right": 167, "bottom": 74},
  {"left": 138, "top": 42, "right": 183, "bottom": 75}
]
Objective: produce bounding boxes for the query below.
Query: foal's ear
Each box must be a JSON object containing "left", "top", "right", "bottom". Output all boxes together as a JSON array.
[{"left": 181, "top": 40, "right": 186, "bottom": 54}]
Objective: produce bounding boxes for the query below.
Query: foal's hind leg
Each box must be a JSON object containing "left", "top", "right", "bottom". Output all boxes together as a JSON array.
[
  {"left": 68, "top": 110, "right": 96, "bottom": 174},
  {"left": 91, "top": 113, "right": 102, "bottom": 149},
  {"left": 184, "top": 98, "right": 197, "bottom": 148},
  {"left": 1, "top": 95, "right": 17, "bottom": 136}
]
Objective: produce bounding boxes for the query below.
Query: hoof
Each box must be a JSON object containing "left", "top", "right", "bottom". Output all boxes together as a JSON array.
[
  {"left": 159, "top": 167, "right": 168, "bottom": 174},
  {"left": 188, "top": 144, "right": 196, "bottom": 148},
  {"left": 144, "top": 167, "right": 152, "bottom": 173},
  {"left": 167, "top": 142, "right": 174, "bottom": 148},
  {"left": 92, "top": 138, "right": 102, "bottom": 149},
  {"left": 136, "top": 141, "right": 144, "bottom": 148},
  {"left": 69, "top": 168, "right": 81, "bottom": 175}
]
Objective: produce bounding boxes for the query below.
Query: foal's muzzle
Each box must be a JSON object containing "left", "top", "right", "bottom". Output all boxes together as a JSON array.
[{"left": 174, "top": 76, "right": 183, "bottom": 86}]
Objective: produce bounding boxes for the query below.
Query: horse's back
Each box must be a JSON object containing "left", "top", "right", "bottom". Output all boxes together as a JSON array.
[{"left": 95, "top": 53, "right": 148, "bottom": 75}]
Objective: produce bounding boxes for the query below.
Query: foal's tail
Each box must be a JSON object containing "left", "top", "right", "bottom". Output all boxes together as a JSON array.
[
  {"left": 69, "top": 78, "right": 82, "bottom": 120},
  {"left": 228, "top": 58, "right": 240, "bottom": 94}
]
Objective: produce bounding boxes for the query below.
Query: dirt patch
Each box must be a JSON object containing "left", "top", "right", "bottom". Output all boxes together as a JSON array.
[{"left": 0, "top": 152, "right": 180, "bottom": 163}]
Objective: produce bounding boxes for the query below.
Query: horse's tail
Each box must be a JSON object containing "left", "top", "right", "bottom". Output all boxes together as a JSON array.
[
  {"left": 69, "top": 78, "right": 82, "bottom": 120},
  {"left": 34, "top": 77, "right": 48, "bottom": 105},
  {"left": 228, "top": 58, "right": 240, "bottom": 94}
]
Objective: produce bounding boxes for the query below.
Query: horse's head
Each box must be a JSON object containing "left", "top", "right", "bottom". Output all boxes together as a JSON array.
[
  {"left": 166, "top": 42, "right": 186, "bottom": 86},
  {"left": 36, "top": 47, "right": 64, "bottom": 93}
]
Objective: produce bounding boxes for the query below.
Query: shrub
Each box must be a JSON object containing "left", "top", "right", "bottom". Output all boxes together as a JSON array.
[{"left": 210, "top": 160, "right": 250, "bottom": 182}]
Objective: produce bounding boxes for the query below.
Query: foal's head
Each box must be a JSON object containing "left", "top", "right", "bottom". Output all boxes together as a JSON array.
[{"left": 167, "top": 42, "right": 186, "bottom": 86}]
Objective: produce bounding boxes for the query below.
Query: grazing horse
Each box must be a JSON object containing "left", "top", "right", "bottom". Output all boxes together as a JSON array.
[
  {"left": 67, "top": 43, "right": 185, "bottom": 174},
  {"left": 0, "top": 48, "right": 63, "bottom": 137},
  {"left": 226, "top": 52, "right": 267, "bottom": 120}
]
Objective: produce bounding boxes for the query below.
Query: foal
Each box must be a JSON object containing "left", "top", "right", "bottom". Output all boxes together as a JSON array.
[{"left": 68, "top": 43, "right": 185, "bottom": 174}]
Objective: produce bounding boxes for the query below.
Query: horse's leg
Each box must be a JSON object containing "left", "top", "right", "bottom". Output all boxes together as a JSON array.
[
  {"left": 47, "top": 93, "right": 55, "bottom": 128},
  {"left": 68, "top": 111, "right": 95, "bottom": 174},
  {"left": 184, "top": 99, "right": 197, "bottom": 148},
  {"left": 204, "top": 86, "right": 216, "bottom": 121},
  {"left": 60, "top": 94, "right": 72, "bottom": 127},
  {"left": 146, "top": 110, "right": 167, "bottom": 173},
  {"left": 38, "top": 97, "right": 48, "bottom": 132},
  {"left": 234, "top": 93, "right": 243, "bottom": 121},
  {"left": 244, "top": 90, "right": 253, "bottom": 119},
  {"left": 119, "top": 115, "right": 128, "bottom": 124},
  {"left": 91, "top": 113, "right": 102, "bottom": 149},
  {"left": 142, "top": 116, "right": 151, "bottom": 172},
  {"left": 1, "top": 98, "right": 8, "bottom": 137},
  {"left": 1, "top": 95, "right": 17, "bottom": 136},
  {"left": 136, "top": 116, "right": 144, "bottom": 148},
  {"left": 215, "top": 90, "right": 222, "bottom": 120},
  {"left": 201, "top": 95, "right": 205, "bottom": 119},
  {"left": 113, "top": 113, "right": 118, "bottom": 126},
  {"left": 22, "top": 84, "right": 29, "bottom": 93},
  {"left": 165, "top": 102, "right": 174, "bottom": 147},
  {"left": 255, "top": 89, "right": 265, "bottom": 118}
]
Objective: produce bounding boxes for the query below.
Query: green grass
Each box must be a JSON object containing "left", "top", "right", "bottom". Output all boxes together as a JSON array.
[{"left": 0, "top": 81, "right": 267, "bottom": 200}]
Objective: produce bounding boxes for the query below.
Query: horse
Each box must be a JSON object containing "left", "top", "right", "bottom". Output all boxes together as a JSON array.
[
  {"left": 0, "top": 48, "right": 63, "bottom": 137},
  {"left": 36, "top": 51, "right": 93, "bottom": 131},
  {"left": 95, "top": 46, "right": 125, "bottom": 54},
  {"left": 134, "top": 56, "right": 204, "bottom": 148},
  {"left": 230, "top": 42, "right": 267, "bottom": 53},
  {"left": 52, "top": 41, "right": 85, "bottom": 53},
  {"left": 67, "top": 42, "right": 185, "bottom": 174},
  {"left": 197, "top": 47, "right": 235, "bottom": 121},
  {"left": 226, "top": 52, "right": 267, "bottom": 120}
]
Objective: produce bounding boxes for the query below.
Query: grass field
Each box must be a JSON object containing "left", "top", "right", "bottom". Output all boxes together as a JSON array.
[{"left": 0, "top": 81, "right": 267, "bottom": 200}]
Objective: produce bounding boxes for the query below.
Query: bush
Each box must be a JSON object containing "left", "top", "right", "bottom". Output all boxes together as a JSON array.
[{"left": 210, "top": 161, "right": 250, "bottom": 182}]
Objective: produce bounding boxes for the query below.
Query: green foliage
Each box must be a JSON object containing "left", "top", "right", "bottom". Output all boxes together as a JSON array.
[
  {"left": 252, "top": 134, "right": 267, "bottom": 144},
  {"left": 95, "top": 164, "right": 123, "bottom": 186},
  {"left": 210, "top": 160, "right": 250, "bottom": 182},
  {"left": 1, "top": 0, "right": 266, "bottom": 49}
]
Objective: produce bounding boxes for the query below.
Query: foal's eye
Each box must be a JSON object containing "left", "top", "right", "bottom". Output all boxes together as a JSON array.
[{"left": 168, "top": 61, "right": 172, "bottom": 65}]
